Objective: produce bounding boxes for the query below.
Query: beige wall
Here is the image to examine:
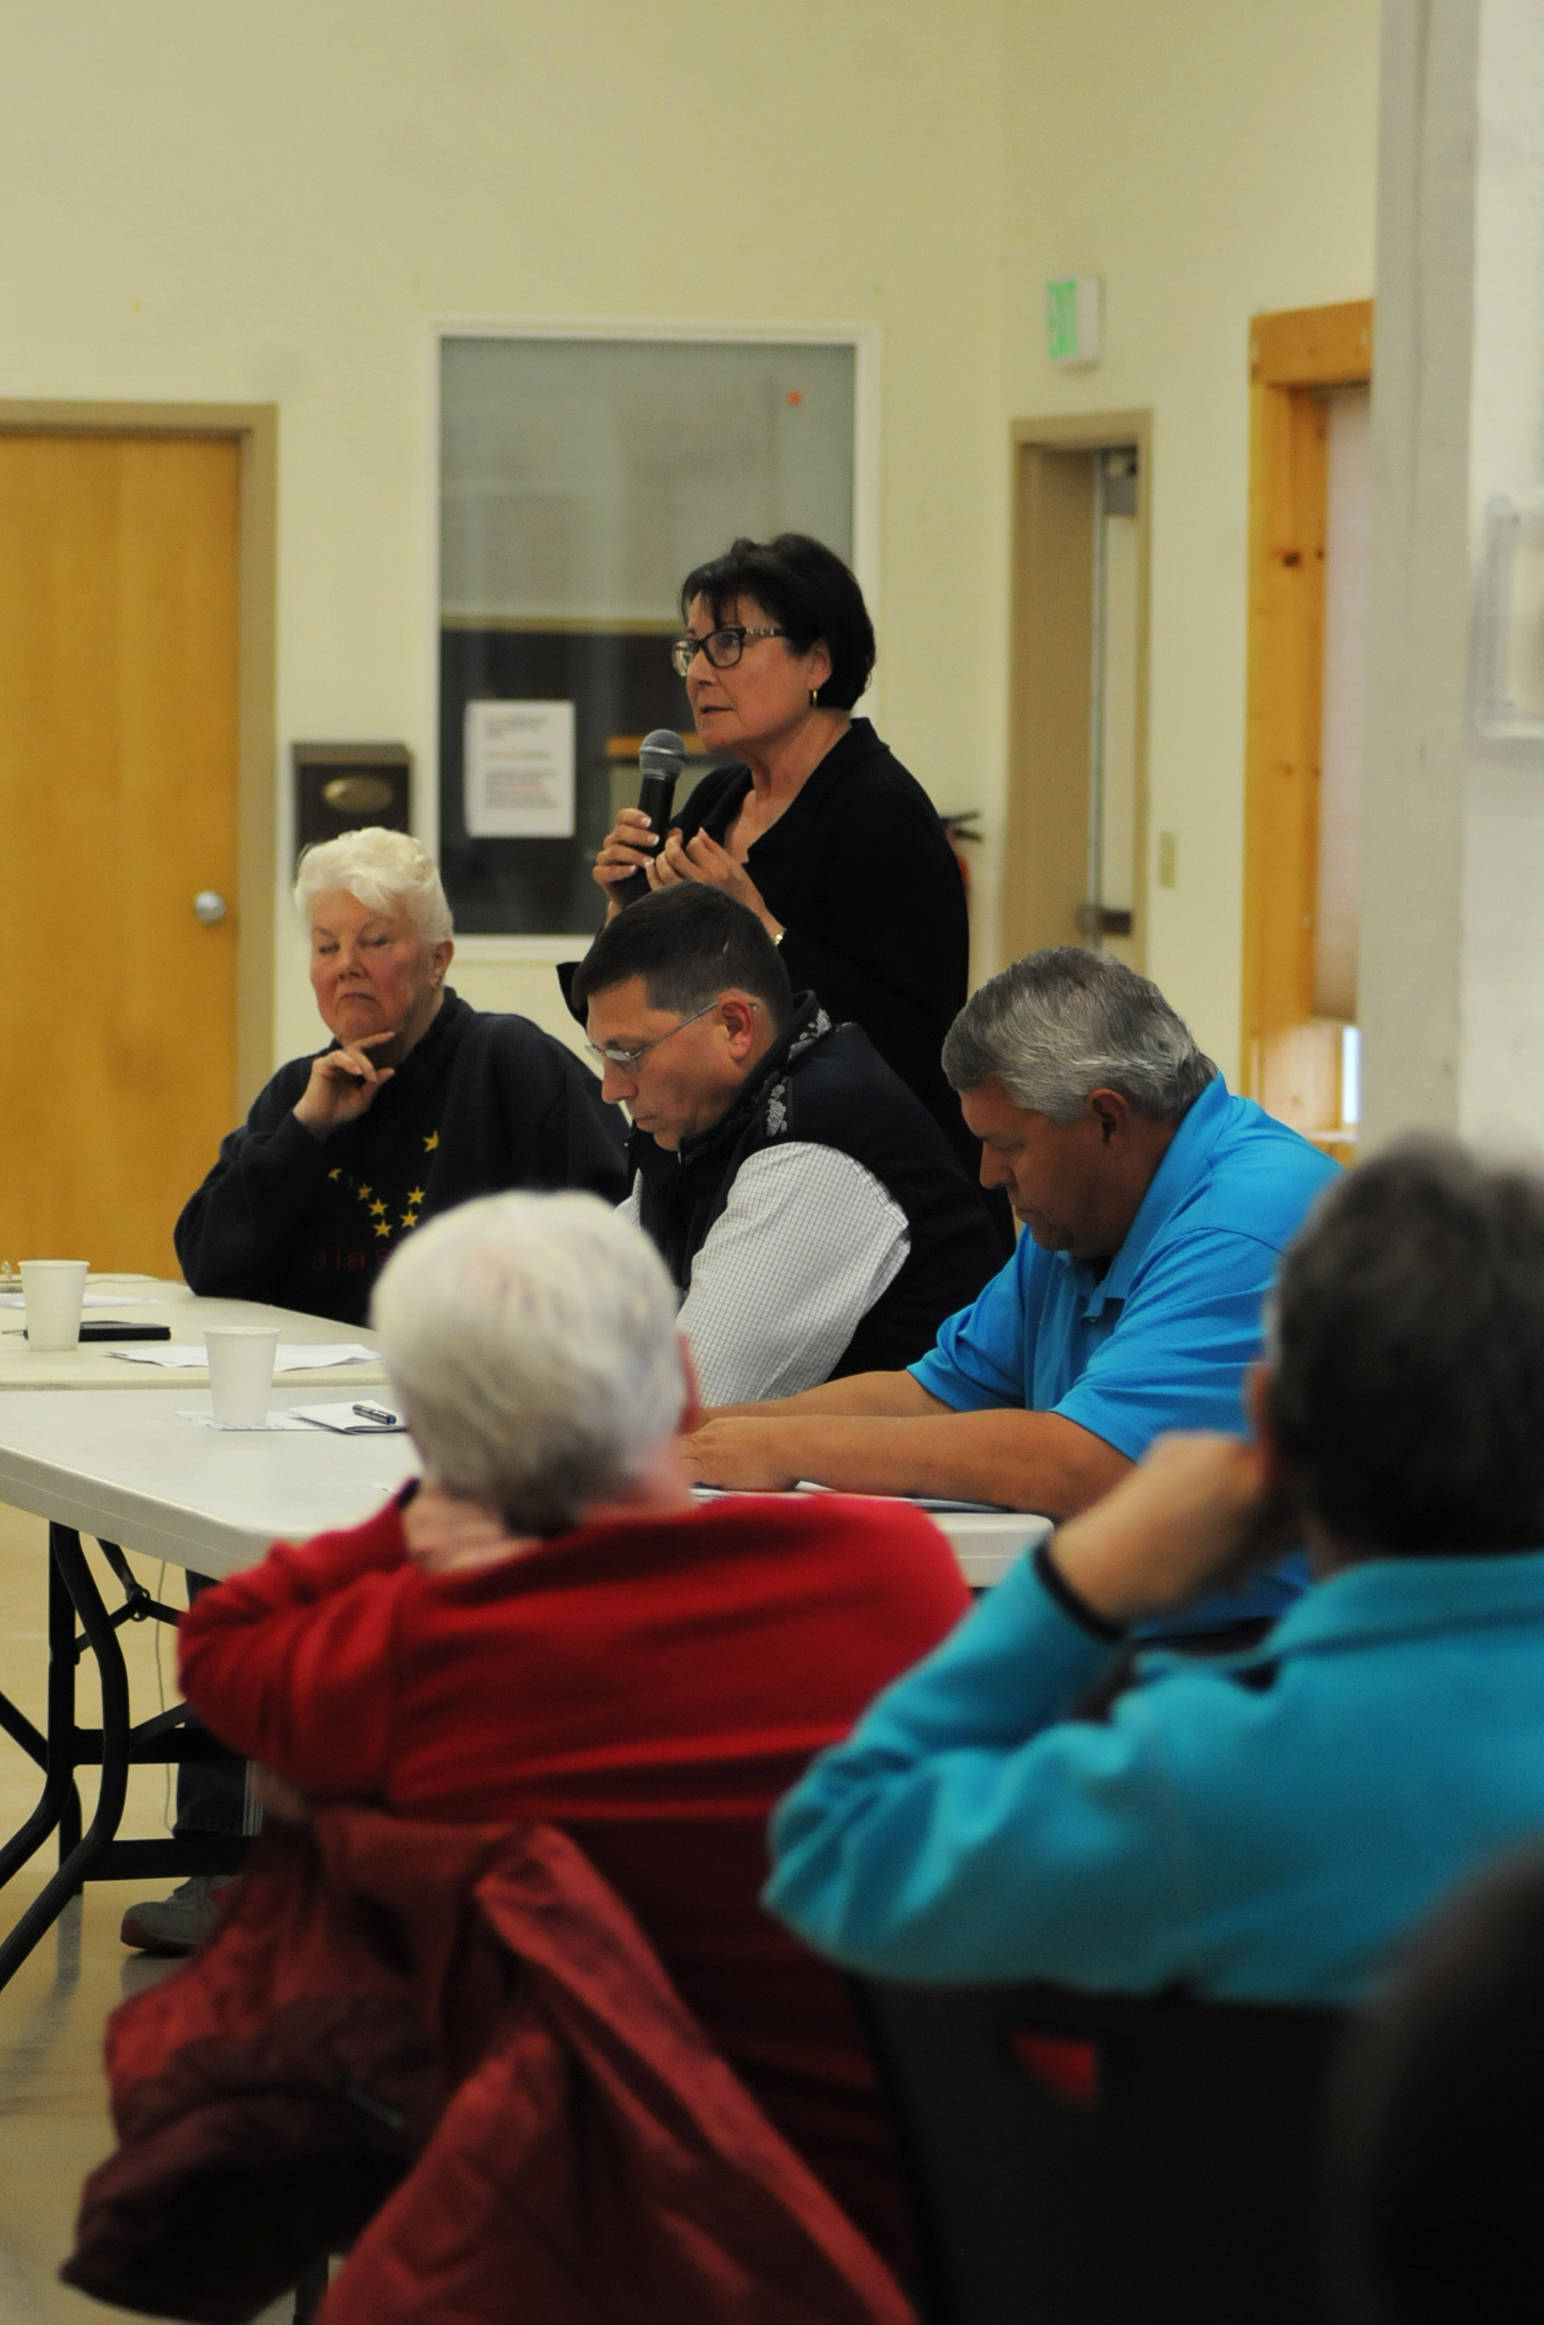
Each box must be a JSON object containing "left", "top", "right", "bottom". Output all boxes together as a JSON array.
[
  {"left": 996, "top": 0, "right": 1381, "bottom": 1077},
  {"left": 4, "top": 0, "right": 1006, "bottom": 1074},
  {"left": 4, "top": 0, "right": 1380, "bottom": 1086},
  {"left": 1361, "top": 0, "right": 1544, "bottom": 1153}
]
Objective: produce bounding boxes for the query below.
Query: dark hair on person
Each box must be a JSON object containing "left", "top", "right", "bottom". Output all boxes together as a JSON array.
[
  {"left": 571, "top": 883, "right": 795, "bottom": 1028},
  {"left": 1266, "top": 1136, "right": 1544, "bottom": 1555},
  {"left": 940, "top": 946, "right": 1216, "bottom": 1124},
  {"left": 1327, "top": 1846, "right": 1544, "bottom": 2325},
  {"left": 680, "top": 533, "right": 876, "bottom": 711}
]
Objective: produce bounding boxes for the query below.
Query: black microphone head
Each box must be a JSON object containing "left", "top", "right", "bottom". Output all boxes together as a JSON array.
[{"left": 639, "top": 728, "right": 686, "bottom": 779}]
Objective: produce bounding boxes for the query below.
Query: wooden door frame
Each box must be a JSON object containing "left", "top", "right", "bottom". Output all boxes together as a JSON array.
[
  {"left": 0, "top": 400, "right": 277, "bottom": 1104},
  {"left": 1005, "top": 411, "right": 1152, "bottom": 971},
  {"left": 1241, "top": 304, "right": 1371, "bottom": 1139}
]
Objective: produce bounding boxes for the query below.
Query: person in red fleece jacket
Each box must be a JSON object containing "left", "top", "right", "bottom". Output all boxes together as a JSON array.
[{"left": 178, "top": 1187, "right": 970, "bottom": 2274}]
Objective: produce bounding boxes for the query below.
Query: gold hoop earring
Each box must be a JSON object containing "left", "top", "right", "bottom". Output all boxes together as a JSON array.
[{"left": 809, "top": 686, "right": 820, "bottom": 707}]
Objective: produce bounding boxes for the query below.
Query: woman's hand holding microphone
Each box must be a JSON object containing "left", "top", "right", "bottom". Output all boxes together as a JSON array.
[{"left": 592, "top": 811, "right": 782, "bottom": 939}]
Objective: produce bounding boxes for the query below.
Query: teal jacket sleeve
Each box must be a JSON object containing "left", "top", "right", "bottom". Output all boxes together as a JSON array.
[{"left": 764, "top": 1551, "right": 1197, "bottom": 1988}]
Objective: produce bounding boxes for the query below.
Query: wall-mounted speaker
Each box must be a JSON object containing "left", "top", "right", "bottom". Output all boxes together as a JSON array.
[{"left": 293, "top": 742, "right": 412, "bottom": 865}]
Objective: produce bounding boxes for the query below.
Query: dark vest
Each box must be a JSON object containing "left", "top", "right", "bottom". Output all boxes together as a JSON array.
[{"left": 631, "top": 1000, "right": 1002, "bottom": 1378}]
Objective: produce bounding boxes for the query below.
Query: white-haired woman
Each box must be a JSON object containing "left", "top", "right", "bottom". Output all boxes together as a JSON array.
[
  {"left": 133, "top": 835, "right": 627, "bottom": 1958},
  {"left": 177, "top": 1191, "right": 970, "bottom": 2280},
  {"left": 174, "top": 828, "right": 627, "bottom": 1330}
]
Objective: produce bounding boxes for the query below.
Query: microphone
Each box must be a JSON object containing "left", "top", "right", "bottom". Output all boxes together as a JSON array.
[{"left": 614, "top": 729, "right": 687, "bottom": 908}]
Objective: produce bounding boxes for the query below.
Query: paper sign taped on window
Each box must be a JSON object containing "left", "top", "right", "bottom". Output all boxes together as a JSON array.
[{"left": 464, "top": 699, "right": 576, "bottom": 839}]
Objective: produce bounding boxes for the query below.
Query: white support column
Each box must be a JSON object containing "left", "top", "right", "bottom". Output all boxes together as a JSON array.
[{"left": 1360, "top": 0, "right": 1544, "bottom": 1149}]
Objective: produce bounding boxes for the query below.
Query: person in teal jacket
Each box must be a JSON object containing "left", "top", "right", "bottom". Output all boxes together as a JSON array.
[{"left": 766, "top": 1137, "right": 1544, "bottom": 2004}]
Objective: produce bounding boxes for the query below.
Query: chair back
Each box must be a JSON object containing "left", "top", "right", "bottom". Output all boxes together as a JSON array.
[{"left": 853, "top": 1977, "right": 1348, "bottom": 2325}]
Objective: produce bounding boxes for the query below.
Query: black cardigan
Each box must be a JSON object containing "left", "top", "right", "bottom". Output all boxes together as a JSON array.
[{"left": 670, "top": 721, "right": 973, "bottom": 1173}]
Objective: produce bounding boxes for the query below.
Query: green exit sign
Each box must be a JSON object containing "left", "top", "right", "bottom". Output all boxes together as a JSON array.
[{"left": 1046, "top": 277, "right": 1102, "bottom": 366}]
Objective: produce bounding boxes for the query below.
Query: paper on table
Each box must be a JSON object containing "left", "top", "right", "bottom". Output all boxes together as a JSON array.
[
  {"left": 793, "top": 1478, "right": 1011, "bottom": 1513},
  {"left": 286, "top": 1402, "right": 407, "bottom": 1434},
  {"left": 112, "top": 1341, "right": 378, "bottom": 1371},
  {"left": 0, "top": 1291, "right": 174, "bottom": 1310},
  {"left": 178, "top": 1409, "right": 321, "bottom": 1433}
]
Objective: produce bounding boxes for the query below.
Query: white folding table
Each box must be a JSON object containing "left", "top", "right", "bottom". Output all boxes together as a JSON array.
[
  {"left": 0, "top": 1286, "right": 391, "bottom": 1990},
  {"left": 0, "top": 1333, "right": 1050, "bottom": 1991},
  {"left": 0, "top": 1394, "right": 1048, "bottom": 1589}
]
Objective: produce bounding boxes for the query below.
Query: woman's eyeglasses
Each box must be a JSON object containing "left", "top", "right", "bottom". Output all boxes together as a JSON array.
[{"left": 669, "top": 625, "right": 787, "bottom": 678}]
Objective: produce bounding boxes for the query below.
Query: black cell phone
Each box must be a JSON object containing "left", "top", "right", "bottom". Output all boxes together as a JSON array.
[{"left": 74, "top": 1322, "right": 172, "bottom": 1341}]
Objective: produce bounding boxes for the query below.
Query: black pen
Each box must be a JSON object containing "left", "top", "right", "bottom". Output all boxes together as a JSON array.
[{"left": 353, "top": 1402, "right": 398, "bottom": 1425}]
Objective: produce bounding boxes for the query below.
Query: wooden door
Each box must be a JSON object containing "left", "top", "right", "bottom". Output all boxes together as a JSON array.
[
  {"left": 0, "top": 433, "right": 240, "bottom": 1272},
  {"left": 1241, "top": 301, "right": 1372, "bottom": 1151}
]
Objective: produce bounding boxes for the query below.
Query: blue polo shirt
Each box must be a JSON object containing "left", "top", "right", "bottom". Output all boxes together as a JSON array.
[{"left": 911, "top": 1076, "right": 1339, "bottom": 1623}]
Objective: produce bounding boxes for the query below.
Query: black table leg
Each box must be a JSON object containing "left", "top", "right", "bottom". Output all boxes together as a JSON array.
[
  {"left": 0, "top": 1687, "right": 46, "bottom": 1773},
  {"left": 0, "top": 1528, "right": 244, "bottom": 1993},
  {"left": 0, "top": 1533, "right": 85, "bottom": 1897},
  {"left": 0, "top": 1527, "right": 130, "bottom": 1988}
]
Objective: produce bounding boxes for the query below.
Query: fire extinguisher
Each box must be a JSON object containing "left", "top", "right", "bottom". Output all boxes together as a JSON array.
[{"left": 940, "top": 810, "right": 983, "bottom": 908}]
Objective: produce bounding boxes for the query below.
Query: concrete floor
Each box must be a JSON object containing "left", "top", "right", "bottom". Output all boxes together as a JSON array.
[{"left": 0, "top": 1501, "right": 293, "bottom": 2325}]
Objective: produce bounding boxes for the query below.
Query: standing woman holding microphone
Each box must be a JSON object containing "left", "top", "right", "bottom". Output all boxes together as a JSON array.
[{"left": 592, "top": 534, "right": 984, "bottom": 1191}]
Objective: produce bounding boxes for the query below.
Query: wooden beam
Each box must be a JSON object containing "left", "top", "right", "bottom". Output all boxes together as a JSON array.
[
  {"left": 1250, "top": 300, "right": 1373, "bottom": 389},
  {"left": 1244, "top": 385, "right": 1329, "bottom": 1043}
]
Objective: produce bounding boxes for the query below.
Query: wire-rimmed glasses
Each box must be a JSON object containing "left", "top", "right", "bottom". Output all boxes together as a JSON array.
[{"left": 584, "top": 995, "right": 741, "bottom": 1074}]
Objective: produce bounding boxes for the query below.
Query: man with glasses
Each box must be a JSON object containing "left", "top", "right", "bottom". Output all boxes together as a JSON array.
[{"left": 570, "top": 885, "right": 1002, "bottom": 1407}]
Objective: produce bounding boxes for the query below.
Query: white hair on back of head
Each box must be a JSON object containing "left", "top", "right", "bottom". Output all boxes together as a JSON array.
[
  {"left": 293, "top": 827, "right": 453, "bottom": 945},
  {"left": 371, "top": 1192, "right": 683, "bottom": 1535}
]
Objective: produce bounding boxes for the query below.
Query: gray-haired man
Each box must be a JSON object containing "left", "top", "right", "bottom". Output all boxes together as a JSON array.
[{"left": 686, "top": 948, "right": 1338, "bottom": 1622}]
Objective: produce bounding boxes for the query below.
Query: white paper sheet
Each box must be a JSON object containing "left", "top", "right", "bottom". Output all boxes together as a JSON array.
[
  {"left": 178, "top": 1404, "right": 409, "bottom": 1436},
  {"left": 178, "top": 1410, "right": 319, "bottom": 1432},
  {"left": 463, "top": 699, "right": 576, "bottom": 838},
  {"left": 0, "top": 1291, "right": 173, "bottom": 1310},
  {"left": 112, "top": 1342, "right": 378, "bottom": 1371},
  {"left": 286, "top": 1401, "right": 407, "bottom": 1434}
]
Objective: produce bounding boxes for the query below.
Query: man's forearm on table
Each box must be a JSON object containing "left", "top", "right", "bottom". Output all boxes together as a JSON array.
[
  {"left": 695, "top": 1407, "right": 1131, "bottom": 1515},
  {"left": 703, "top": 1368, "right": 944, "bottom": 1422}
]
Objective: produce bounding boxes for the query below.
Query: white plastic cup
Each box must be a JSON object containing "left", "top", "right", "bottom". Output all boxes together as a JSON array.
[
  {"left": 20, "top": 1260, "right": 89, "bottom": 1352},
  {"left": 204, "top": 1326, "right": 280, "bottom": 1427}
]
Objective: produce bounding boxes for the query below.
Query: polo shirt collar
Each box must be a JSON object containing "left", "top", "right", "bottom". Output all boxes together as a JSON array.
[{"left": 1060, "top": 1072, "right": 1231, "bottom": 1319}]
